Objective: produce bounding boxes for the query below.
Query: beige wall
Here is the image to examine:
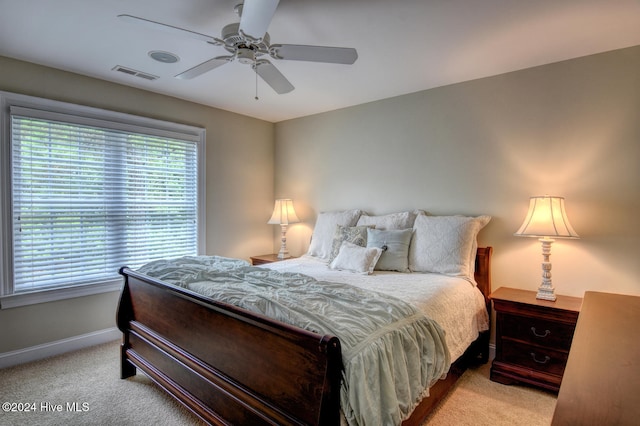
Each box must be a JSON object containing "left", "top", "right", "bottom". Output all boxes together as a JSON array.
[
  {"left": 274, "top": 46, "right": 640, "bottom": 299},
  {"left": 0, "top": 56, "right": 275, "bottom": 353}
]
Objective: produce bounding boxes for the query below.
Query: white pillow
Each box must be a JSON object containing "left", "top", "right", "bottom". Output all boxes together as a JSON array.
[
  {"left": 307, "top": 210, "right": 362, "bottom": 259},
  {"left": 356, "top": 211, "right": 415, "bottom": 230},
  {"left": 329, "top": 241, "right": 383, "bottom": 275},
  {"left": 409, "top": 215, "right": 491, "bottom": 279}
]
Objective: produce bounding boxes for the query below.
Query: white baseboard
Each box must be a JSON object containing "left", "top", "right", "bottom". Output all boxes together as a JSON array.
[{"left": 0, "top": 327, "right": 121, "bottom": 369}]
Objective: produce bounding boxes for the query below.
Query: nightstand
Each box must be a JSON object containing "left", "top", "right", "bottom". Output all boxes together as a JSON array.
[
  {"left": 250, "top": 254, "right": 295, "bottom": 265},
  {"left": 490, "top": 287, "right": 582, "bottom": 392}
]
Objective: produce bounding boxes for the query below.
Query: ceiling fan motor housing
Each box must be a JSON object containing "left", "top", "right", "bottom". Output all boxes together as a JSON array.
[{"left": 221, "top": 23, "right": 270, "bottom": 56}]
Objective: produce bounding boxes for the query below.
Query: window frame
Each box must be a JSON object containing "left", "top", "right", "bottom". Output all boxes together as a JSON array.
[{"left": 0, "top": 91, "right": 206, "bottom": 309}]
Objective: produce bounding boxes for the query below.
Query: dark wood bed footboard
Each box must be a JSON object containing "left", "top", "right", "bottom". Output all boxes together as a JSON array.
[
  {"left": 117, "top": 247, "right": 492, "bottom": 426},
  {"left": 117, "top": 268, "right": 343, "bottom": 425}
]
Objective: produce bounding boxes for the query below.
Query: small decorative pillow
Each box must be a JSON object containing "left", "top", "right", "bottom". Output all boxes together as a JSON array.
[
  {"left": 409, "top": 215, "right": 491, "bottom": 279},
  {"left": 366, "top": 228, "right": 413, "bottom": 272},
  {"left": 307, "top": 209, "right": 362, "bottom": 259},
  {"left": 329, "top": 241, "right": 383, "bottom": 275},
  {"left": 328, "top": 225, "right": 372, "bottom": 263},
  {"left": 356, "top": 211, "right": 416, "bottom": 230}
]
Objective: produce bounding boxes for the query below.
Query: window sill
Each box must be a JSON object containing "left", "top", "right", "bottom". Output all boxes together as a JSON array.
[{"left": 0, "top": 279, "right": 123, "bottom": 309}]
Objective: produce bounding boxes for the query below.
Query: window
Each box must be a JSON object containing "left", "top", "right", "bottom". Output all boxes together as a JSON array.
[{"left": 0, "top": 92, "right": 205, "bottom": 308}]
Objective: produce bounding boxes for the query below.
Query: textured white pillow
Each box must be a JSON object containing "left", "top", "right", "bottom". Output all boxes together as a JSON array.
[
  {"left": 307, "top": 209, "right": 361, "bottom": 259},
  {"left": 356, "top": 211, "right": 416, "bottom": 230},
  {"left": 409, "top": 215, "right": 491, "bottom": 279},
  {"left": 329, "top": 241, "right": 383, "bottom": 275},
  {"left": 328, "top": 225, "right": 372, "bottom": 263}
]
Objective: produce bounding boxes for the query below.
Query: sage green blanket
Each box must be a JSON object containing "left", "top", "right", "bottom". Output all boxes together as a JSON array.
[{"left": 138, "top": 256, "right": 451, "bottom": 426}]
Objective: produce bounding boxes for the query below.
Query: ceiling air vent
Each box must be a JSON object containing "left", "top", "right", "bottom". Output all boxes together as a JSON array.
[{"left": 112, "top": 65, "right": 159, "bottom": 81}]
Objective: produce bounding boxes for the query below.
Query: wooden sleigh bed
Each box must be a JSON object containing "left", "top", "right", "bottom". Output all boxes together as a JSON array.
[{"left": 117, "top": 247, "right": 492, "bottom": 426}]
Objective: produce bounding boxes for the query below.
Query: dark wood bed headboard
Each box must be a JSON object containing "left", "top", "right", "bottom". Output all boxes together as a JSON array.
[{"left": 474, "top": 246, "right": 493, "bottom": 307}]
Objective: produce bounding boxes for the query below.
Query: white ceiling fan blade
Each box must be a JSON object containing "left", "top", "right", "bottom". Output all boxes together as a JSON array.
[
  {"left": 255, "top": 60, "right": 294, "bottom": 94},
  {"left": 175, "top": 56, "right": 233, "bottom": 80},
  {"left": 238, "top": 0, "right": 279, "bottom": 40},
  {"left": 118, "top": 14, "right": 223, "bottom": 45},
  {"left": 270, "top": 44, "right": 358, "bottom": 64}
]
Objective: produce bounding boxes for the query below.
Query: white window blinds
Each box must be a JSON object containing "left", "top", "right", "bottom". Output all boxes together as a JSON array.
[{"left": 10, "top": 106, "right": 201, "bottom": 293}]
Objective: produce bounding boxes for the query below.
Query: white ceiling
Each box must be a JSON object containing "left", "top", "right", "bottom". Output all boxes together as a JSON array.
[{"left": 1, "top": 0, "right": 639, "bottom": 123}]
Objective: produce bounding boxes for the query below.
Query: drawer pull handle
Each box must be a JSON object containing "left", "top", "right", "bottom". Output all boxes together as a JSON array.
[
  {"left": 530, "top": 353, "right": 551, "bottom": 364},
  {"left": 531, "top": 327, "right": 551, "bottom": 338}
]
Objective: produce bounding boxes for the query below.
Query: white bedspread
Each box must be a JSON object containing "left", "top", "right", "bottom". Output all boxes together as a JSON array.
[
  {"left": 262, "top": 255, "right": 489, "bottom": 362},
  {"left": 138, "top": 255, "right": 452, "bottom": 425}
]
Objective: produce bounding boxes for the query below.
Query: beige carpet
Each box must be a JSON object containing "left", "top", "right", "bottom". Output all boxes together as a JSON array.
[
  {"left": 424, "top": 363, "right": 556, "bottom": 425},
  {"left": 0, "top": 340, "right": 556, "bottom": 425}
]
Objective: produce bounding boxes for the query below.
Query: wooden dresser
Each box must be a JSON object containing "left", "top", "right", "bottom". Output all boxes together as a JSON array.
[
  {"left": 552, "top": 291, "right": 640, "bottom": 425},
  {"left": 490, "top": 287, "right": 582, "bottom": 392}
]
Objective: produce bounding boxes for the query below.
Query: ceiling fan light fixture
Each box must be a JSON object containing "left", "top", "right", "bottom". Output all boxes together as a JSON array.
[
  {"left": 237, "top": 48, "right": 256, "bottom": 64},
  {"left": 149, "top": 50, "right": 180, "bottom": 63}
]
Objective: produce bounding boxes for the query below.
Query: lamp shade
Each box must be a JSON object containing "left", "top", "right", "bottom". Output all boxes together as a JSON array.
[
  {"left": 268, "top": 199, "right": 300, "bottom": 225},
  {"left": 514, "top": 196, "right": 579, "bottom": 239}
]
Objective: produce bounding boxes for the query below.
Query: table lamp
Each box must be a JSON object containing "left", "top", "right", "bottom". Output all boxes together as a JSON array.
[
  {"left": 514, "top": 196, "right": 579, "bottom": 301},
  {"left": 268, "top": 199, "right": 300, "bottom": 259}
]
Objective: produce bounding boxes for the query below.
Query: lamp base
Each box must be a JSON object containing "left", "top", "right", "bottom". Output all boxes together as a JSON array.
[
  {"left": 276, "top": 251, "right": 291, "bottom": 259},
  {"left": 276, "top": 224, "right": 290, "bottom": 260},
  {"left": 536, "top": 237, "right": 557, "bottom": 301},
  {"left": 536, "top": 286, "right": 557, "bottom": 301}
]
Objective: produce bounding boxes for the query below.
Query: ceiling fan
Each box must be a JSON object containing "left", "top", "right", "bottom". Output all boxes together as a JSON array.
[{"left": 119, "top": 0, "right": 358, "bottom": 94}]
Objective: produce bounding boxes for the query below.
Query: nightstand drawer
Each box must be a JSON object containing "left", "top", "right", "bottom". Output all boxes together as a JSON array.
[
  {"left": 502, "top": 340, "right": 569, "bottom": 377},
  {"left": 501, "top": 313, "right": 576, "bottom": 350}
]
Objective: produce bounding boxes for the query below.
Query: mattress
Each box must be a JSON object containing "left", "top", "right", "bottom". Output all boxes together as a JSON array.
[{"left": 261, "top": 254, "right": 489, "bottom": 362}]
